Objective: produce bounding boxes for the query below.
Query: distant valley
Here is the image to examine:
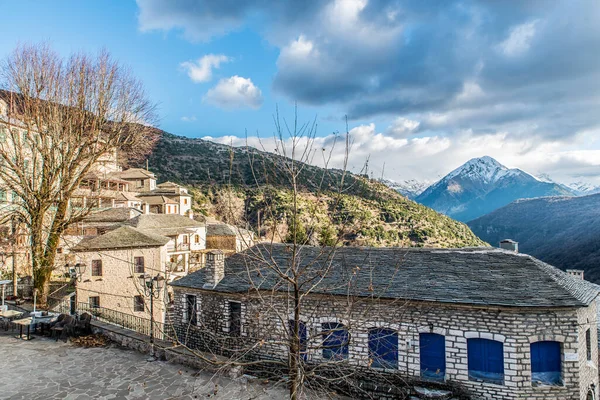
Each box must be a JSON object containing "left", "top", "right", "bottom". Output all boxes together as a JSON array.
[{"left": 468, "top": 194, "right": 600, "bottom": 283}]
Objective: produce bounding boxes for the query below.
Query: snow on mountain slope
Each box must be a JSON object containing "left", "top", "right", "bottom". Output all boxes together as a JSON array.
[
  {"left": 415, "top": 156, "right": 575, "bottom": 222},
  {"left": 381, "top": 178, "right": 429, "bottom": 199}
]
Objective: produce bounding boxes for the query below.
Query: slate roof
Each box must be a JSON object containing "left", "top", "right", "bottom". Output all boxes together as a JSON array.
[
  {"left": 116, "top": 192, "right": 142, "bottom": 202},
  {"left": 71, "top": 226, "right": 169, "bottom": 251},
  {"left": 117, "top": 168, "right": 156, "bottom": 180},
  {"left": 125, "top": 214, "right": 204, "bottom": 236},
  {"left": 83, "top": 207, "right": 142, "bottom": 223},
  {"left": 171, "top": 244, "right": 600, "bottom": 308},
  {"left": 140, "top": 195, "right": 178, "bottom": 205},
  {"left": 207, "top": 224, "right": 237, "bottom": 237}
]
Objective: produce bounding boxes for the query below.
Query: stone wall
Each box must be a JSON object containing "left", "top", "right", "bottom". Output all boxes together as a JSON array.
[{"left": 170, "top": 287, "right": 599, "bottom": 400}]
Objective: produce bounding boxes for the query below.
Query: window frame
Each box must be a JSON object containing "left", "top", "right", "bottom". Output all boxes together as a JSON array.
[
  {"left": 89, "top": 296, "right": 100, "bottom": 309},
  {"left": 186, "top": 294, "right": 197, "bottom": 326},
  {"left": 586, "top": 329, "right": 592, "bottom": 361},
  {"left": 368, "top": 327, "right": 399, "bottom": 369},
  {"left": 420, "top": 332, "right": 446, "bottom": 381},
  {"left": 91, "top": 259, "right": 103, "bottom": 276},
  {"left": 133, "top": 295, "right": 145, "bottom": 312},
  {"left": 530, "top": 341, "right": 563, "bottom": 386},
  {"left": 133, "top": 256, "right": 145, "bottom": 274},
  {"left": 229, "top": 301, "right": 242, "bottom": 337},
  {"left": 322, "top": 322, "right": 349, "bottom": 361},
  {"left": 467, "top": 338, "right": 505, "bottom": 385}
]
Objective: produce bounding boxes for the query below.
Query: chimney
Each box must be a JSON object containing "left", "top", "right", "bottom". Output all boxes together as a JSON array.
[
  {"left": 143, "top": 202, "right": 150, "bottom": 215},
  {"left": 203, "top": 250, "right": 224, "bottom": 288},
  {"left": 566, "top": 269, "right": 584, "bottom": 280},
  {"left": 499, "top": 239, "right": 518, "bottom": 253}
]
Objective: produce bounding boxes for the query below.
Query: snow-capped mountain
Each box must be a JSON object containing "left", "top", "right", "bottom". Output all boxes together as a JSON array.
[
  {"left": 566, "top": 181, "right": 600, "bottom": 196},
  {"left": 415, "top": 156, "right": 575, "bottom": 222},
  {"left": 380, "top": 178, "right": 429, "bottom": 199}
]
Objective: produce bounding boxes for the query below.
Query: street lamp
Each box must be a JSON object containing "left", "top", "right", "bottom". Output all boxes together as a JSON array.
[
  {"left": 138, "top": 273, "right": 165, "bottom": 361},
  {"left": 64, "top": 263, "right": 86, "bottom": 315}
]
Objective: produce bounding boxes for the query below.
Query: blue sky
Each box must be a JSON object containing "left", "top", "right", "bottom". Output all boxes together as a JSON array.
[{"left": 2, "top": 0, "right": 600, "bottom": 184}]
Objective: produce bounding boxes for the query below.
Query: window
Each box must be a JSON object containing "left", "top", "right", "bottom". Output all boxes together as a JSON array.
[
  {"left": 420, "top": 333, "right": 446, "bottom": 380},
  {"left": 137, "top": 179, "right": 144, "bottom": 188},
  {"left": 531, "top": 341, "right": 562, "bottom": 386},
  {"left": 183, "top": 235, "right": 188, "bottom": 244},
  {"left": 134, "top": 257, "right": 145, "bottom": 273},
  {"left": 586, "top": 329, "right": 592, "bottom": 361},
  {"left": 133, "top": 295, "right": 145, "bottom": 312},
  {"left": 369, "top": 328, "right": 398, "bottom": 369},
  {"left": 89, "top": 296, "right": 100, "bottom": 309},
  {"left": 184, "top": 198, "right": 188, "bottom": 205},
  {"left": 195, "top": 235, "right": 200, "bottom": 244},
  {"left": 186, "top": 295, "right": 197, "bottom": 326},
  {"left": 289, "top": 320, "right": 308, "bottom": 360},
  {"left": 229, "top": 301, "right": 242, "bottom": 337},
  {"left": 91, "top": 260, "right": 103, "bottom": 276},
  {"left": 322, "top": 322, "right": 349, "bottom": 360},
  {"left": 467, "top": 338, "right": 504, "bottom": 385}
]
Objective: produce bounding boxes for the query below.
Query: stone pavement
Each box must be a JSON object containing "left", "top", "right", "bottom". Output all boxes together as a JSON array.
[{"left": 0, "top": 333, "right": 287, "bottom": 400}]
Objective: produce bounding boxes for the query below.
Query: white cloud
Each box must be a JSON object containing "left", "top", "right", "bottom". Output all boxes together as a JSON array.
[
  {"left": 203, "top": 75, "right": 263, "bottom": 109},
  {"left": 497, "top": 20, "right": 540, "bottom": 57},
  {"left": 204, "top": 122, "right": 600, "bottom": 186},
  {"left": 181, "top": 116, "right": 197, "bottom": 122},
  {"left": 386, "top": 117, "right": 420, "bottom": 137},
  {"left": 180, "top": 54, "right": 230, "bottom": 83}
]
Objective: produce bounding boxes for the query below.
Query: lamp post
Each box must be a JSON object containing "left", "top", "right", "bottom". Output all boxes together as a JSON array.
[
  {"left": 138, "top": 273, "right": 165, "bottom": 361},
  {"left": 64, "top": 262, "right": 86, "bottom": 315}
]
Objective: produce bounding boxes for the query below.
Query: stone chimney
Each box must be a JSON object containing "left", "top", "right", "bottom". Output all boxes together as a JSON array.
[
  {"left": 204, "top": 250, "right": 225, "bottom": 288},
  {"left": 566, "top": 269, "right": 584, "bottom": 280},
  {"left": 499, "top": 239, "right": 518, "bottom": 253}
]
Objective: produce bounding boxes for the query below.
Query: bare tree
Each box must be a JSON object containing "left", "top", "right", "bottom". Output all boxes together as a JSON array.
[{"left": 0, "top": 43, "right": 158, "bottom": 305}]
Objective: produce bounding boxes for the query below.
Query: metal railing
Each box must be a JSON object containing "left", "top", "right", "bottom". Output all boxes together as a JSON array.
[{"left": 56, "top": 300, "right": 172, "bottom": 340}]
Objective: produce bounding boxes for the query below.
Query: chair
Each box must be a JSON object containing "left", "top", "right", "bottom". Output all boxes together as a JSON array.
[
  {"left": 51, "top": 315, "right": 74, "bottom": 342},
  {"left": 74, "top": 313, "right": 92, "bottom": 336}
]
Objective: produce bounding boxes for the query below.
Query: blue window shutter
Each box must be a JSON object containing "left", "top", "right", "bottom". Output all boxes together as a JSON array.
[
  {"left": 369, "top": 328, "right": 398, "bottom": 369},
  {"left": 322, "top": 322, "right": 349, "bottom": 360},
  {"left": 468, "top": 338, "right": 504, "bottom": 384},
  {"left": 289, "top": 320, "right": 308, "bottom": 360},
  {"left": 531, "top": 341, "right": 562, "bottom": 385},
  {"left": 420, "top": 333, "right": 446, "bottom": 380}
]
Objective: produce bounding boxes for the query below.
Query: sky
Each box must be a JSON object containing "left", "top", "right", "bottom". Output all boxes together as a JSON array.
[{"left": 2, "top": 0, "right": 600, "bottom": 185}]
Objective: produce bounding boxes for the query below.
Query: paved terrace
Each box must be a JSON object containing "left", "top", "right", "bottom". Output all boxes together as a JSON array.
[{"left": 0, "top": 332, "right": 286, "bottom": 400}]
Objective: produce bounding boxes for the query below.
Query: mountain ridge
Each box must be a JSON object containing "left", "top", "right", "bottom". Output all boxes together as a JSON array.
[
  {"left": 142, "top": 131, "right": 487, "bottom": 248},
  {"left": 414, "top": 156, "right": 575, "bottom": 222}
]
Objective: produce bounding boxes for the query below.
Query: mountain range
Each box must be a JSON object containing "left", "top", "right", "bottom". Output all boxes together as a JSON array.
[
  {"left": 412, "top": 156, "right": 575, "bottom": 222},
  {"left": 468, "top": 193, "right": 600, "bottom": 283},
  {"left": 143, "top": 132, "right": 486, "bottom": 248}
]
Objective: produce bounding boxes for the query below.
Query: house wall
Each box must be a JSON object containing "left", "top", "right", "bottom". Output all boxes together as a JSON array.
[
  {"left": 74, "top": 246, "right": 168, "bottom": 323},
  {"left": 206, "top": 235, "right": 237, "bottom": 251},
  {"left": 170, "top": 287, "right": 599, "bottom": 400}
]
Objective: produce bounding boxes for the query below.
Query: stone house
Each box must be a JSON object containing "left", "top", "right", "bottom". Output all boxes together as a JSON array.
[
  {"left": 169, "top": 244, "right": 600, "bottom": 400},
  {"left": 116, "top": 168, "right": 157, "bottom": 192},
  {"left": 70, "top": 226, "right": 170, "bottom": 323},
  {"left": 136, "top": 181, "right": 192, "bottom": 217}
]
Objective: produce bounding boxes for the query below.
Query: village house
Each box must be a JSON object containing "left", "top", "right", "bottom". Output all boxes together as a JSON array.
[
  {"left": 136, "top": 181, "right": 193, "bottom": 217},
  {"left": 115, "top": 168, "right": 157, "bottom": 192},
  {"left": 70, "top": 226, "right": 170, "bottom": 322},
  {"left": 169, "top": 244, "right": 600, "bottom": 400}
]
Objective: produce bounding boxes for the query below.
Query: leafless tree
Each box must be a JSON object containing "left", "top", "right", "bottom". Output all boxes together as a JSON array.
[{"left": 0, "top": 43, "right": 158, "bottom": 305}]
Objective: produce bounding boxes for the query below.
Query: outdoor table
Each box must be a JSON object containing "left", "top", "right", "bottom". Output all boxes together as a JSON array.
[
  {"left": 35, "top": 315, "right": 58, "bottom": 335},
  {"left": 13, "top": 317, "right": 34, "bottom": 340},
  {"left": 0, "top": 310, "right": 23, "bottom": 331}
]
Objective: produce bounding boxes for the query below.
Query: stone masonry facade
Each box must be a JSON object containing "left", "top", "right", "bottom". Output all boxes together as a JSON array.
[{"left": 169, "top": 287, "right": 599, "bottom": 400}]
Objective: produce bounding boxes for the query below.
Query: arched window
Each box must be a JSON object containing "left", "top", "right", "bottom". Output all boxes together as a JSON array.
[
  {"left": 369, "top": 328, "right": 398, "bottom": 369},
  {"left": 289, "top": 320, "right": 308, "bottom": 360},
  {"left": 468, "top": 338, "right": 504, "bottom": 385},
  {"left": 420, "top": 333, "right": 446, "bottom": 380},
  {"left": 531, "top": 341, "right": 562, "bottom": 386},
  {"left": 195, "top": 234, "right": 200, "bottom": 244},
  {"left": 322, "top": 322, "right": 349, "bottom": 360}
]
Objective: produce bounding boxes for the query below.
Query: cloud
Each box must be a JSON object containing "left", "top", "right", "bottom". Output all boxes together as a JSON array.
[
  {"left": 180, "top": 54, "right": 230, "bottom": 83},
  {"left": 497, "top": 20, "right": 539, "bottom": 57},
  {"left": 181, "top": 116, "right": 197, "bottom": 122},
  {"left": 203, "top": 75, "right": 263, "bottom": 109},
  {"left": 204, "top": 121, "right": 600, "bottom": 186},
  {"left": 138, "top": 0, "right": 600, "bottom": 141}
]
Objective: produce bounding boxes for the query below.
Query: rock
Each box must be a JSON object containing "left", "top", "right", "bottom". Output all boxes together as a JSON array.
[{"left": 413, "top": 386, "right": 453, "bottom": 399}]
